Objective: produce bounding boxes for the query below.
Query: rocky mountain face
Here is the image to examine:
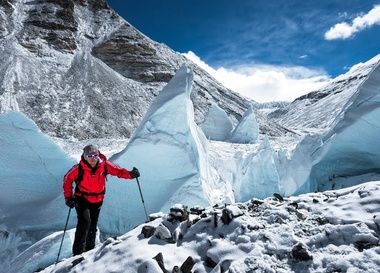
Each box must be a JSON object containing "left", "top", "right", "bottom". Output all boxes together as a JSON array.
[{"left": 0, "top": 0, "right": 251, "bottom": 139}]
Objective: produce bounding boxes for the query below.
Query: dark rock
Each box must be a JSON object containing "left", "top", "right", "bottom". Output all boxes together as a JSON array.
[
  {"left": 291, "top": 242, "right": 313, "bottom": 261},
  {"left": 273, "top": 193, "right": 284, "bottom": 202},
  {"left": 168, "top": 204, "right": 188, "bottom": 222},
  {"left": 141, "top": 225, "right": 156, "bottom": 238},
  {"left": 221, "top": 206, "right": 243, "bottom": 225},
  {"left": 355, "top": 240, "right": 377, "bottom": 252},
  {"left": 190, "top": 206, "right": 205, "bottom": 215},
  {"left": 180, "top": 256, "right": 195, "bottom": 273},
  {"left": 153, "top": 252, "right": 168, "bottom": 273},
  {"left": 205, "top": 256, "right": 217, "bottom": 268}
]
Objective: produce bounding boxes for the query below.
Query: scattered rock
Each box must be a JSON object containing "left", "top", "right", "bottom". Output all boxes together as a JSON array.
[
  {"left": 1, "top": 230, "right": 9, "bottom": 239},
  {"left": 168, "top": 204, "right": 188, "bottom": 222},
  {"left": 205, "top": 256, "right": 217, "bottom": 268},
  {"left": 355, "top": 240, "right": 377, "bottom": 252},
  {"left": 153, "top": 252, "right": 195, "bottom": 273},
  {"left": 150, "top": 212, "right": 165, "bottom": 221},
  {"left": 155, "top": 223, "right": 174, "bottom": 243},
  {"left": 291, "top": 242, "right": 313, "bottom": 261},
  {"left": 153, "top": 252, "right": 168, "bottom": 273},
  {"left": 273, "top": 193, "right": 284, "bottom": 202},
  {"left": 373, "top": 215, "right": 380, "bottom": 230},
  {"left": 180, "top": 256, "right": 195, "bottom": 273},
  {"left": 187, "top": 214, "right": 201, "bottom": 227},
  {"left": 288, "top": 202, "right": 299, "bottom": 210},
  {"left": 71, "top": 256, "right": 85, "bottom": 267},
  {"left": 221, "top": 205, "right": 243, "bottom": 225},
  {"left": 190, "top": 206, "right": 205, "bottom": 215},
  {"left": 141, "top": 225, "right": 156, "bottom": 238},
  {"left": 248, "top": 199, "right": 264, "bottom": 212}
]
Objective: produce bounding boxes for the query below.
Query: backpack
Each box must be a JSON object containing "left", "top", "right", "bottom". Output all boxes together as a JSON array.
[{"left": 74, "top": 163, "right": 108, "bottom": 194}]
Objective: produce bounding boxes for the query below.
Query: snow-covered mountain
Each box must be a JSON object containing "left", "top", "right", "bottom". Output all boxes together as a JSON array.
[{"left": 0, "top": 0, "right": 250, "bottom": 140}]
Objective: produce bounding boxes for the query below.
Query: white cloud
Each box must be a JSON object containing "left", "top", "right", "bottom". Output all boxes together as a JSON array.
[
  {"left": 183, "top": 51, "right": 330, "bottom": 103},
  {"left": 325, "top": 5, "right": 380, "bottom": 40}
]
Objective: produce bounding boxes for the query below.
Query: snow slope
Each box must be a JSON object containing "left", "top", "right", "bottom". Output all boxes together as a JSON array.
[{"left": 10, "top": 180, "right": 380, "bottom": 273}]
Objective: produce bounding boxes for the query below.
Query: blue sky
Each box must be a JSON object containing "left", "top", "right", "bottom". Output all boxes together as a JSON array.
[{"left": 106, "top": 0, "right": 380, "bottom": 102}]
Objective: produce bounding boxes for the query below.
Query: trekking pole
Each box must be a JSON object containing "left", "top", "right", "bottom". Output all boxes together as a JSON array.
[
  {"left": 56, "top": 207, "right": 72, "bottom": 264},
  {"left": 135, "top": 175, "right": 149, "bottom": 222}
]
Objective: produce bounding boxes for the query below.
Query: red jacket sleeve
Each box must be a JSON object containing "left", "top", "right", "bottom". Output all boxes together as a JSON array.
[
  {"left": 63, "top": 164, "right": 79, "bottom": 201},
  {"left": 105, "top": 160, "right": 133, "bottom": 179}
]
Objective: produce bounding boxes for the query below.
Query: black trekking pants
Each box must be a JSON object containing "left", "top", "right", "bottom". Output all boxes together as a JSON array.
[{"left": 72, "top": 197, "right": 103, "bottom": 256}]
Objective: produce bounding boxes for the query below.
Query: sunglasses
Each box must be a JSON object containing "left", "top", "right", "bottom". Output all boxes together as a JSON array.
[{"left": 86, "top": 153, "right": 99, "bottom": 159}]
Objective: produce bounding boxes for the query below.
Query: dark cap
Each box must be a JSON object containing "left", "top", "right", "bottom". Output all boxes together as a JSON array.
[{"left": 83, "top": 145, "right": 98, "bottom": 157}]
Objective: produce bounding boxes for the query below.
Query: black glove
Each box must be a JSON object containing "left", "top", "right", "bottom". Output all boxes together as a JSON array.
[
  {"left": 130, "top": 167, "right": 140, "bottom": 178},
  {"left": 65, "top": 197, "right": 76, "bottom": 208}
]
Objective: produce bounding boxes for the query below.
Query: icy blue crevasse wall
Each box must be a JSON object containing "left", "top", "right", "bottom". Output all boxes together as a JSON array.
[
  {"left": 278, "top": 134, "right": 323, "bottom": 196},
  {"left": 307, "top": 58, "right": 380, "bottom": 192},
  {"left": 237, "top": 137, "right": 284, "bottom": 201},
  {"left": 0, "top": 111, "right": 76, "bottom": 269},
  {"left": 0, "top": 111, "right": 75, "bottom": 229}
]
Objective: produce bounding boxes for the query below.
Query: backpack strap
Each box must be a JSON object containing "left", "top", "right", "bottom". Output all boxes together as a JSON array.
[
  {"left": 75, "top": 164, "right": 84, "bottom": 184},
  {"left": 103, "top": 162, "right": 108, "bottom": 180},
  {"left": 74, "top": 164, "right": 84, "bottom": 193}
]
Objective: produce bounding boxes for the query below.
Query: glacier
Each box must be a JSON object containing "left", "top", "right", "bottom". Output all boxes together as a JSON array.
[{"left": 1, "top": 56, "right": 380, "bottom": 271}]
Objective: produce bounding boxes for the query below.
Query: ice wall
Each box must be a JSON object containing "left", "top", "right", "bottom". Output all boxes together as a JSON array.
[
  {"left": 228, "top": 105, "right": 259, "bottom": 144},
  {"left": 0, "top": 111, "right": 76, "bottom": 268},
  {"left": 103, "top": 64, "right": 222, "bottom": 234},
  {"left": 200, "top": 103, "right": 233, "bottom": 141},
  {"left": 0, "top": 112, "right": 75, "bottom": 229},
  {"left": 285, "top": 58, "right": 380, "bottom": 194},
  {"left": 235, "top": 137, "right": 284, "bottom": 201},
  {"left": 308, "top": 59, "right": 380, "bottom": 191}
]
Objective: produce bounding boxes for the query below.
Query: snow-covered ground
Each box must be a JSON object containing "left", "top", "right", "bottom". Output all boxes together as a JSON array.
[{"left": 9, "top": 179, "right": 380, "bottom": 273}]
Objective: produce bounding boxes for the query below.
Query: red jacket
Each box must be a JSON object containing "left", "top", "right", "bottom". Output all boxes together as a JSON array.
[{"left": 63, "top": 152, "right": 133, "bottom": 203}]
